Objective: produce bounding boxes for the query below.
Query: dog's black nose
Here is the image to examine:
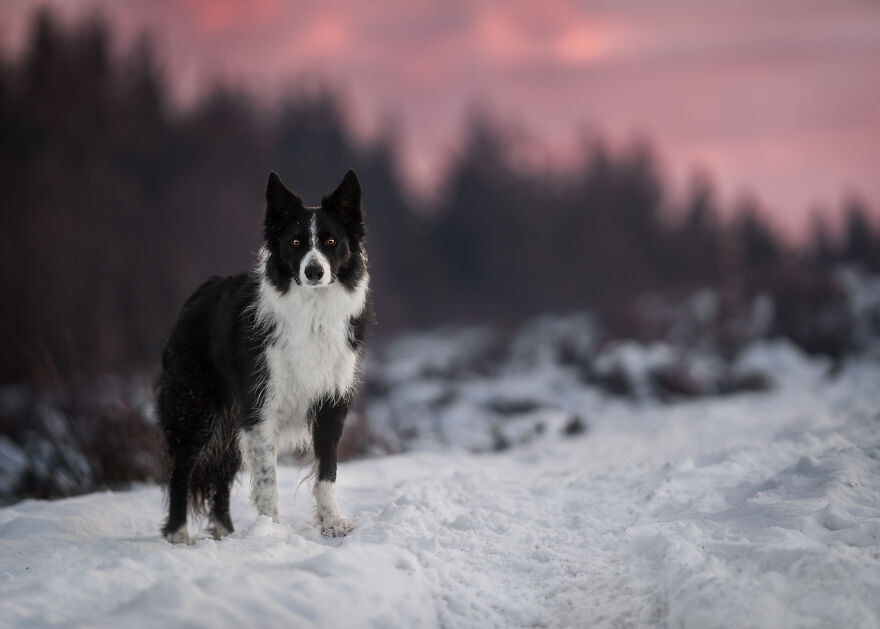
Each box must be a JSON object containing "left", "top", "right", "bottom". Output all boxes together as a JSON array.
[{"left": 304, "top": 263, "right": 324, "bottom": 282}]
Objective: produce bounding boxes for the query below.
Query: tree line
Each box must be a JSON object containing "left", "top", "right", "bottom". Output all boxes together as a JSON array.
[{"left": 1, "top": 9, "right": 878, "bottom": 382}]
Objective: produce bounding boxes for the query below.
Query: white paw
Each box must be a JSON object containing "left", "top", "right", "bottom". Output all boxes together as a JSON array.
[
  {"left": 321, "top": 518, "right": 354, "bottom": 538},
  {"left": 165, "top": 526, "right": 193, "bottom": 545}
]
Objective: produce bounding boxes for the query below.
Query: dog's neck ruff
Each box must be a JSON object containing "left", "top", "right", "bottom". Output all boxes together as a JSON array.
[{"left": 254, "top": 246, "right": 368, "bottom": 408}]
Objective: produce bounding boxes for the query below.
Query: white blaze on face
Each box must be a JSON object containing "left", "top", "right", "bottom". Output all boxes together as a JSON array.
[{"left": 299, "top": 211, "right": 331, "bottom": 286}]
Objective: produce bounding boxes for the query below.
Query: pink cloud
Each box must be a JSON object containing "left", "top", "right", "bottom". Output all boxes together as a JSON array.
[
  {"left": 182, "top": 0, "right": 282, "bottom": 34},
  {"left": 1, "top": 0, "right": 878, "bottom": 240}
]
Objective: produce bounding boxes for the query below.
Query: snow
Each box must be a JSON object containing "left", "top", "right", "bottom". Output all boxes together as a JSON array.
[{"left": 2, "top": 346, "right": 880, "bottom": 628}]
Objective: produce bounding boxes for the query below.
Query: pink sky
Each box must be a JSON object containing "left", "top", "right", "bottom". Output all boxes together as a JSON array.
[{"left": 2, "top": 0, "right": 879, "bottom": 240}]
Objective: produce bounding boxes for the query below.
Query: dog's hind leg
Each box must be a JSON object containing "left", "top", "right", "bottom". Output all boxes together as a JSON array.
[
  {"left": 312, "top": 397, "right": 353, "bottom": 537},
  {"left": 163, "top": 452, "right": 195, "bottom": 544},
  {"left": 158, "top": 370, "right": 223, "bottom": 544},
  {"left": 208, "top": 447, "right": 240, "bottom": 538},
  {"left": 209, "top": 478, "right": 235, "bottom": 538}
]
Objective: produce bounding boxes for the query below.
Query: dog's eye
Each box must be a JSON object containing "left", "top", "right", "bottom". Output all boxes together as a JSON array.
[
  {"left": 325, "top": 238, "right": 336, "bottom": 246},
  {"left": 291, "top": 239, "right": 302, "bottom": 247}
]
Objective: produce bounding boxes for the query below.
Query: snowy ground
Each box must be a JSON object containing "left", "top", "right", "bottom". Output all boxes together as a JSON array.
[{"left": 1, "top": 348, "right": 879, "bottom": 628}]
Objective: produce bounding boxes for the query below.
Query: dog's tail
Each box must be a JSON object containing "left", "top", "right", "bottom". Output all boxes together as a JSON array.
[{"left": 186, "top": 415, "right": 242, "bottom": 517}]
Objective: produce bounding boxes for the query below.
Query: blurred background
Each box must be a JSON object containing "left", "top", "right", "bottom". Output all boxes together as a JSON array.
[{"left": 1, "top": 1, "right": 879, "bottom": 503}]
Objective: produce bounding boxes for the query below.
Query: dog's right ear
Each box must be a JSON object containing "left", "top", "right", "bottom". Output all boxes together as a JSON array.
[{"left": 265, "top": 171, "right": 303, "bottom": 231}]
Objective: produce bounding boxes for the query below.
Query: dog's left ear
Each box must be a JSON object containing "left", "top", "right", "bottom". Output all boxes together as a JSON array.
[{"left": 322, "top": 169, "right": 363, "bottom": 225}]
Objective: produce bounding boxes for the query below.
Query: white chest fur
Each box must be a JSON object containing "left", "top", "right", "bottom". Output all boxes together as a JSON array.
[{"left": 255, "top": 267, "right": 368, "bottom": 450}]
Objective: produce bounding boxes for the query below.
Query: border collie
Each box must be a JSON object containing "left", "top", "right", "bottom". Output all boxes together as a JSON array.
[{"left": 157, "top": 170, "right": 371, "bottom": 544}]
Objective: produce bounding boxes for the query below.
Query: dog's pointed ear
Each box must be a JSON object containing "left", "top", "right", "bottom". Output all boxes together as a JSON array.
[
  {"left": 322, "top": 169, "right": 362, "bottom": 225},
  {"left": 265, "top": 171, "right": 303, "bottom": 231}
]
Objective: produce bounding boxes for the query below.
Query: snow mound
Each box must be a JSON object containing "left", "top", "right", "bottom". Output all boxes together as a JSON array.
[
  {"left": 2, "top": 354, "right": 880, "bottom": 627},
  {"left": 363, "top": 318, "right": 813, "bottom": 454}
]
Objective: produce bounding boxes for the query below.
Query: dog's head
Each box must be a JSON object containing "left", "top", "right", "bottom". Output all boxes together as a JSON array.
[{"left": 262, "top": 170, "right": 366, "bottom": 292}]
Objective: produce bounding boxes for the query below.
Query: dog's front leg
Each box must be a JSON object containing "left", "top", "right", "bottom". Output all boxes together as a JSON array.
[
  {"left": 240, "top": 425, "right": 280, "bottom": 523},
  {"left": 312, "top": 397, "right": 354, "bottom": 537}
]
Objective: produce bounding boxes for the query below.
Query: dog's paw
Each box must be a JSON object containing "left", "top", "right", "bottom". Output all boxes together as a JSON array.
[
  {"left": 164, "top": 526, "right": 193, "bottom": 545},
  {"left": 321, "top": 518, "right": 354, "bottom": 538},
  {"left": 209, "top": 521, "right": 234, "bottom": 540}
]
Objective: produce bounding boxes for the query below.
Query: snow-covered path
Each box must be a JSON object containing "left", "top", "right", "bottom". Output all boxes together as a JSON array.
[{"left": 2, "top": 357, "right": 879, "bottom": 628}]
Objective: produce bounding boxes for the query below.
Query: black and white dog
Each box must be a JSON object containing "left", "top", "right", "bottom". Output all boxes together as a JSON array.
[{"left": 157, "top": 170, "right": 371, "bottom": 544}]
